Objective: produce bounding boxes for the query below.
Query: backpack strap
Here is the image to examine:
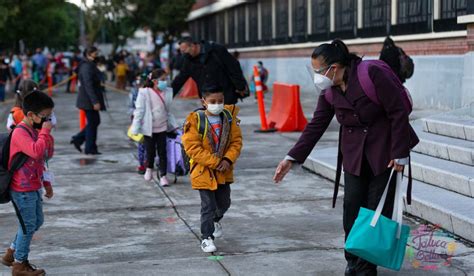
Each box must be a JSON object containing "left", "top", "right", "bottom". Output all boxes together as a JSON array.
[
  {"left": 222, "top": 109, "right": 233, "bottom": 124},
  {"left": 8, "top": 125, "right": 33, "bottom": 172},
  {"left": 323, "top": 88, "right": 334, "bottom": 105},
  {"left": 196, "top": 110, "right": 208, "bottom": 139},
  {"left": 357, "top": 61, "right": 381, "bottom": 106}
]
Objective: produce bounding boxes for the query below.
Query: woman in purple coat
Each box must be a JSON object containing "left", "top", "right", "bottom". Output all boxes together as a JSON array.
[{"left": 273, "top": 40, "right": 419, "bottom": 276}]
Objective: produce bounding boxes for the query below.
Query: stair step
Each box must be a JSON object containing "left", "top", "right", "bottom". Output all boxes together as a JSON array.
[
  {"left": 412, "top": 122, "right": 474, "bottom": 166},
  {"left": 303, "top": 147, "right": 474, "bottom": 242},
  {"left": 410, "top": 152, "right": 473, "bottom": 197},
  {"left": 421, "top": 114, "right": 474, "bottom": 141}
]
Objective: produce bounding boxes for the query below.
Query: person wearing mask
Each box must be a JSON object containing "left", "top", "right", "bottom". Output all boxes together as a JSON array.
[
  {"left": 71, "top": 46, "right": 106, "bottom": 155},
  {"left": 172, "top": 37, "right": 248, "bottom": 104},
  {"left": 273, "top": 39, "right": 419, "bottom": 276}
]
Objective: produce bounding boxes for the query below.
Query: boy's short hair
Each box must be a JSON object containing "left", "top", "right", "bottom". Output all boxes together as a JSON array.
[
  {"left": 22, "top": 92, "right": 55, "bottom": 115},
  {"left": 202, "top": 85, "right": 224, "bottom": 98}
]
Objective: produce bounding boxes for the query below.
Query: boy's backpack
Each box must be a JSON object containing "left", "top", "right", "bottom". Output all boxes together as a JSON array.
[
  {"left": 0, "top": 125, "right": 32, "bottom": 204},
  {"left": 324, "top": 60, "right": 413, "bottom": 114},
  {"left": 196, "top": 108, "right": 233, "bottom": 139},
  {"left": 184, "top": 107, "right": 234, "bottom": 169},
  {"left": 398, "top": 48, "right": 414, "bottom": 80}
]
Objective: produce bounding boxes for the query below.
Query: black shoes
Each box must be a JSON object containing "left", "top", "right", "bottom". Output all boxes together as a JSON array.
[{"left": 70, "top": 138, "right": 82, "bottom": 153}]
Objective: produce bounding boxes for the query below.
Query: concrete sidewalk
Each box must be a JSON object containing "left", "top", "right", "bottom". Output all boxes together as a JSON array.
[{"left": 0, "top": 90, "right": 472, "bottom": 275}]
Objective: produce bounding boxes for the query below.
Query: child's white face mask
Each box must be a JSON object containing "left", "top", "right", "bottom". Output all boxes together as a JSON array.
[{"left": 207, "top": 103, "right": 224, "bottom": 115}]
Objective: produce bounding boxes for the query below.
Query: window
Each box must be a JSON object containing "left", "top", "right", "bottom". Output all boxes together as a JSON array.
[
  {"left": 310, "top": 0, "right": 330, "bottom": 37},
  {"left": 292, "top": 0, "right": 307, "bottom": 40},
  {"left": 261, "top": 0, "right": 273, "bottom": 43},
  {"left": 248, "top": 3, "right": 259, "bottom": 45},
  {"left": 440, "top": 0, "right": 467, "bottom": 19},
  {"left": 335, "top": 0, "right": 356, "bottom": 32},
  {"left": 217, "top": 13, "right": 226, "bottom": 44},
  {"left": 207, "top": 15, "right": 217, "bottom": 42},
  {"left": 276, "top": 0, "right": 289, "bottom": 41},
  {"left": 397, "top": 0, "right": 430, "bottom": 24},
  {"left": 227, "top": 9, "right": 235, "bottom": 46},
  {"left": 435, "top": 0, "right": 467, "bottom": 32},
  {"left": 237, "top": 5, "right": 246, "bottom": 45},
  {"left": 363, "top": 0, "right": 390, "bottom": 28}
]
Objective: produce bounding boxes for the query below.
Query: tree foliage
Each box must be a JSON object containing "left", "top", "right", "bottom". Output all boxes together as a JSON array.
[{"left": 0, "top": 0, "right": 80, "bottom": 52}]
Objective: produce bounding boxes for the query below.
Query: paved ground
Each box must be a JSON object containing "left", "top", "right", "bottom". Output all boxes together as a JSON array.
[{"left": 0, "top": 88, "right": 472, "bottom": 275}]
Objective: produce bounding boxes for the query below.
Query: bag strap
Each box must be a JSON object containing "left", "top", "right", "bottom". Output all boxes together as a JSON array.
[
  {"left": 357, "top": 61, "right": 381, "bottom": 106},
  {"left": 196, "top": 110, "right": 208, "bottom": 139},
  {"left": 370, "top": 169, "right": 395, "bottom": 227},
  {"left": 332, "top": 125, "right": 343, "bottom": 208},
  {"left": 370, "top": 169, "right": 405, "bottom": 239},
  {"left": 8, "top": 125, "right": 33, "bottom": 172},
  {"left": 152, "top": 88, "right": 169, "bottom": 113}
]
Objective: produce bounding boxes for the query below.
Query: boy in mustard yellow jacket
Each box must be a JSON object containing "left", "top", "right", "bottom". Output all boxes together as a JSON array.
[{"left": 182, "top": 86, "right": 243, "bottom": 253}]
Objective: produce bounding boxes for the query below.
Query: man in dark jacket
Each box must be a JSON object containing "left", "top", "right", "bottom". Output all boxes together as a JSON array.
[
  {"left": 172, "top": 37, "right": 248, "bottom": 104},
  {"left": 71, "top": 46, "right": 106, "bottom": 155}
]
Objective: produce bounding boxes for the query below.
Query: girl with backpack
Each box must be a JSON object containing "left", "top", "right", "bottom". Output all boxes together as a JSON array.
[
  {"left": 130, "top": 69, "right": 175, "bottom": 186},
  {"left": 273, "top": 39, "right": 419, "bottom": 276}
]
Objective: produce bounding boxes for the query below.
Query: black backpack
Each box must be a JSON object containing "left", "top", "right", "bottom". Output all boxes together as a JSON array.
[
  {"left": 0, "top": 125, "right": 31, "bottom": 204},
  {"left": 398, "top": 48, "right": 414, "bottom": 80}
]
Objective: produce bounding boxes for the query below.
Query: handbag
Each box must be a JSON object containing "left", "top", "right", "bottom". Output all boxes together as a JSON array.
[
  {"left": 127, "top": 126, "right": 144, "bottom": 143},
  {"left": 345, "top": 169, "right": 410, "bottom": 271}
]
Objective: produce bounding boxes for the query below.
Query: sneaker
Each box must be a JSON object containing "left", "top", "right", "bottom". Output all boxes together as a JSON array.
[
  {"left": 201, "top": 238, "right": 217, "bottom": 253},
  {"left": 137, "top": 165, "right": 146, "bottom": 175},
  {"left": 0, "top": 248, "right": 14, "bottom": 267},
  {"left": 144, "top": 168, "right": 153, "bottom": 181},
  {"left": 160, "top": 175, "right": 170, "bottom": 187},
  {"left": 213, "top": 222, "right": 223, "bottom": 238},
  {"left": 11, "top": 260, "right": 45, "bottom": 276}
]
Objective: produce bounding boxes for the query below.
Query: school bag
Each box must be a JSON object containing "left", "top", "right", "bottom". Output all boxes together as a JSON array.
[
  {"left": 182, "top": 107, "right": 234, "bottom": 173},
  {"left": 324, "top": 60, "right": 413, "bottom": 114},
  {"left": 0, "top": 125, "right": 32, "bottom": 204},
  {"left": 161, "top": 130, "right": 190, "bottom": 183},
  {"left": 398, "top": 48, "right": 414, "bottom": 80}
]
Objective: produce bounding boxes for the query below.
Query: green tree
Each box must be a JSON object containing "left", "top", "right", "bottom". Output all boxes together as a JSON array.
[
  {"left": 82, "top": 0, "right": 138, "bottom": 53},
  {"left": 0, "top": 0, "right": 80, "bottom": 52},
  {"left": 133, "top": 0, "right": 195, "bottom": 54}
]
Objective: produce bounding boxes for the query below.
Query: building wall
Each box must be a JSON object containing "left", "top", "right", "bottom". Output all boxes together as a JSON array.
[
  {"left": 188, "top": 0, "right": 473, "bottom": 110},
  {"left": 239, "top": 53, "right": 465, "bottom": 111}
]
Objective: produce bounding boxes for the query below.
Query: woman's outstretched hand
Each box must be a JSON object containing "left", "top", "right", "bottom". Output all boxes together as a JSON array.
[{"left": 273, "top": 159, "right": 293, "bottom": 184}]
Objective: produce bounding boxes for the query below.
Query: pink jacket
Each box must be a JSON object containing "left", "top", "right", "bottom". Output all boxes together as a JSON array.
[{"left": 8, "top": 122, "right": 54, "bottom": 192}]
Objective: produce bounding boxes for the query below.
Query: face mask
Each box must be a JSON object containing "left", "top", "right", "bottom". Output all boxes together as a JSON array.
[
  {"left": 206, "top": 103, "right": 224, "bottom": 115},
  {"left": 313, "top": 67, "right": 334, "bottom": 91},
  {"left": 157, "top": 80, "right": 167, "bottom": 91},
  {"left": 32, "top": 117, "right": 47, "bottom": 129}
]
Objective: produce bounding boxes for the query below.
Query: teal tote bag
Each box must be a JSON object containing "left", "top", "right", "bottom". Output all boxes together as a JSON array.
[{"left": 345, "top": 170, "right": 410, "bottom": 271}]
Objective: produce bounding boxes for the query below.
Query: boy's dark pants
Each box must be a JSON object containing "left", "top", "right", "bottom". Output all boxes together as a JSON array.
[
  {"left": 343, "top": 158, "right": 397, "bottom": 276},
  {"left": 199, "top": 184, "right": 231, "bottom": 239}
]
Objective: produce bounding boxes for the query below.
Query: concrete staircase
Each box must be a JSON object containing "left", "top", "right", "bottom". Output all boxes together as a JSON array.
[{"left": 302, "top": 111, "right": 474, "bottom": 242}]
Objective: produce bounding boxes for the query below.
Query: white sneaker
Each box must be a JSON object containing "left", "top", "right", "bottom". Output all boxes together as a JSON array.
[
  {"left": 144, "top": 168, "right": 153, "bottom": 181},
  {"left": 160, "top": 175, "right": 170, "bottom": 187},
  {"left": 213, "top": 222, "right": 223, "bottom": 238},
  {"left": 201, "top": 238, "right": 217, "bottom": 253}
]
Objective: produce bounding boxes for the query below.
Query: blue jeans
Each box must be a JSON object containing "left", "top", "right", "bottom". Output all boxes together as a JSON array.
[{"left": 10, "top": 191, "right": 44, "bottom": 262}]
